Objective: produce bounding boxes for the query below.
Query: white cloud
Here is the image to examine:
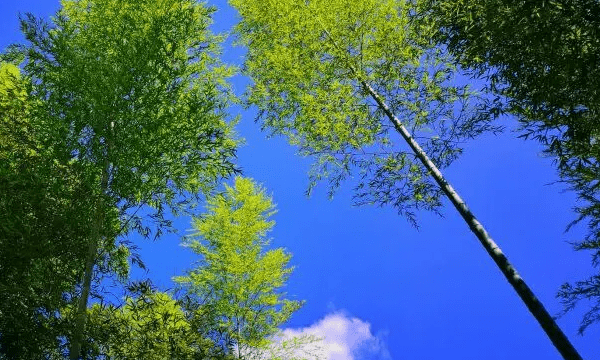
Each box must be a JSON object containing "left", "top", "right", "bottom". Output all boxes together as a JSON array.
[{"left": 278, "top": 312, "right": 391, "bottom": 360}]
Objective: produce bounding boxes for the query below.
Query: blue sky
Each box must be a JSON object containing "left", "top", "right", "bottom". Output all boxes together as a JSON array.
[{"left": 1, "top": 1, "right": 598, "bottom": 359}]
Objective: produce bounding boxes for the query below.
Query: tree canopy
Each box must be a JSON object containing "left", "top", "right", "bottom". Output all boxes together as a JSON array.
[
  {"left": 175, "top": 177, "right": 302, "bottom": 359},
  {"left": 232, "top": 0, "right": 496, "bottom": 223}
]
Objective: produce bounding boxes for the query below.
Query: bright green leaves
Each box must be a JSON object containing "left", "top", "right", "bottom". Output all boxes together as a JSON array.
[
  {"left": 85, "top": 290, "right": 213, "bottom": 360},
  {"left": 0, "top": 62, "right": 27, "bottom": 111},
  {"left": 175, "top": 177, "right": 302, "bottom": 355},
  {"left": 21, "top": 0, "right": 238, "bottom": 214},
  {"left": 236, "top": 0, "right": 386, "bottom": 152},
  {"left": 0, "top": 62, "right": 33, "bottom": 161},
  {"left": 193, "top": 177, "right": 276, "bottom": 250},
  {"left": 233, "top": 0, "right": 494, "bottom": 220}
]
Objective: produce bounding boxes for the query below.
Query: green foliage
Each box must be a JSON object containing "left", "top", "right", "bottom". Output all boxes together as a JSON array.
[
  {"left": 421, "top": 0, "right": 600, "bottom": 175},
  {"left": 175, "top": 177, "right": 302, "bottom": 358},
  {"left": 419, "top": 0, "right": 600, "bottom": 331},
  {"left": 0, "top": 63, "right": 29, "bottom": 141},
  {"left": 0, "top": 62, "right": 100, "bottom": 359},
  {"left": 1, "top": 0, "right": 240, "bottom": 356},
  {"left": 421, "top": 0, "right": 600, "bottom": 150},
  {"left": 248, "top": 332, "right": 323, "bottom": 360},
  {"left": 83, "top": 289, "right": 218, "bottom": 360},
  {"left": 19, "top": 0, "right": 239, "bottom": 232},
  {"left": 231, "top": 0, "right": 496, "bottom": 223}
]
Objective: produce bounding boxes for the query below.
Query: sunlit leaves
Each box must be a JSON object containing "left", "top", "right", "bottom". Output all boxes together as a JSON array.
[
  {"left": 175, "top": 177, "right": 302, "bottom": 356},
  {"left": 232, "top": 0, "right": 495, "bottom": 221},
  {"left": 85, "top": 290, "right": 214, "bottom": 360},
  {"left": 0, "top": 62, "right": 33, "bottom": 161},
  {"left": 21, "top": 0, "right": 239, "bottom": 221}
]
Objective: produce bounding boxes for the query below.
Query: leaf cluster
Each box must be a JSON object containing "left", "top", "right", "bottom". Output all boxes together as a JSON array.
[
  {"left": 232, "top": 0, "right": 499, "bottom": 223},
  {"left": 175, "top": 177, "right": 302, "bottom": 357},
  {"left": 83, "top": 289, "right": 219, "bottom": 360},
  {"left": 18, "top": 0, "right": 239, "bottom": 225},
  {"left": 421, "top": 0, "right": 600, "bottom": 166}
]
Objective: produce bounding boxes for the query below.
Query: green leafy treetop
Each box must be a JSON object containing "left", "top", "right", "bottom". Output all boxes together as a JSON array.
[
  {"left": 5, "top": 0, "right": 239, "bottom": 357},
  {"left": 231, "top": 0, "right": 496, "bottom": 224},
  {"left": 175, "top": 177, "right": 302, "bottom": 359}
]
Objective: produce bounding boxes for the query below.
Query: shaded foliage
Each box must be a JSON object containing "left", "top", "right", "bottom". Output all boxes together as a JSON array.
[
  {"left": 0, "top": 62, "right": 109, "bottom": 359},
  {"left": 420, "top": 0, "right": 600, "bottom": 162}
]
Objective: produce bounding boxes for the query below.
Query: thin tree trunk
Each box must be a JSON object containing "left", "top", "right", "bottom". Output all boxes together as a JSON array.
[
  {"left": 69, "top": 166, "right": 109, "bottom": 360},
  {"left": 361, "top": 80, "right": 583, "bottom": 360},
  {"left": 69, "top": 217, "right": 101, "bottom": 359},
  {"left": 70, "top": 122, "right": 114, "bottom": 360}
]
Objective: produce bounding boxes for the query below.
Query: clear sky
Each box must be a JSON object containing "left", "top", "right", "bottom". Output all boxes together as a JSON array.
[{"left": 1, "top": 1, "right": 598, "bottom": 359}]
